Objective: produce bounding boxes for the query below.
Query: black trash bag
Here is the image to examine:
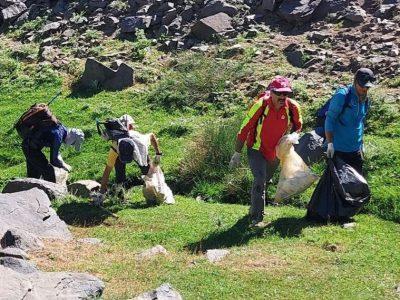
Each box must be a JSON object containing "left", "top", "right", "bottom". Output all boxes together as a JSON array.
[
  {"left": 306, "top": 157, "right": 370, "bottom": 222},
  {"left": 294, "top": 131, "right": 325, "bottom": 166}
]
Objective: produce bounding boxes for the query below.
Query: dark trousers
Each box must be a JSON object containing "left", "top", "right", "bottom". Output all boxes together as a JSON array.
[
  {"left": 335, "top": 151, "right": 363, "bottom": 174},
  {"left": 114, "top": 156, "right": 151, "bottom": 186},
  {"left": 22, "top": 142, "right": 56, "bottom": 183}
]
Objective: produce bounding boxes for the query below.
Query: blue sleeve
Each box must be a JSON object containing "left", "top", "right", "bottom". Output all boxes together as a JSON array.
[
  {"left": 325, "top": 88, "right": 347, "bottom": 132},
  {"left": 50, "top": 131, "right": 63, "bottom": 167}
]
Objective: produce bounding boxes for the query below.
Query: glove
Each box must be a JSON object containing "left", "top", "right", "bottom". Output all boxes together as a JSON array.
[
  {"left": 229, "top": 152, "right": 241, "bottom": 169},
  {"left": 154, "top": 153, "right": 162, "bottom": 165},
  {"left": 62, "top": 163, "right": 72, "bottom": 172},
  {"left": 326, "top": 142, "right": 334, "bottom": 159},
  {"left": 90, "top": 192, "right": 105, "bottom": 206}
]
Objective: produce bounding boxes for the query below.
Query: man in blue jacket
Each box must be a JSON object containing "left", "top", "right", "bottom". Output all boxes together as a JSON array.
[
  {"left": 22, "top": 124, "right": 84, "bottom": 183},
  {"left": 325, "top": 68, "right": 376, "bottom": 173}
]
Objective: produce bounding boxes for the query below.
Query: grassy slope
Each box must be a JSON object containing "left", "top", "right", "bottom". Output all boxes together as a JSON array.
[{"left": 1, "top": 32, "right": 400, "bottom": 299}]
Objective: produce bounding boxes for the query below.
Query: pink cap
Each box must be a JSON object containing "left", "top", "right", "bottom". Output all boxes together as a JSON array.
[{"left": 268, "top": 76, "right": 292, "bottom": 92}]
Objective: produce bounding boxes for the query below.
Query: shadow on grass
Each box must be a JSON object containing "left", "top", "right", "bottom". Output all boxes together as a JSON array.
[
  {"left": 186, "top": 216, "right": 318, "bottom": 253},
  {"left": 57, "top": 202, "right": 115, "bottom": 227}
]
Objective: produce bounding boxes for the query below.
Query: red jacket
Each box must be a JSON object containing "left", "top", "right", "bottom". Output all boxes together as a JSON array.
[{"left": 237, "top": 93, "right": 302, "bottom": 161}]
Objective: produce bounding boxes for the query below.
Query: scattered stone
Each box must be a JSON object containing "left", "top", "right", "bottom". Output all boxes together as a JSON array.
[
  {"left": 79, "top": 58, "right": 134, "bottom": 91},
  {"left": 0, "top": 257, "right": 39, "bottom": 274},
  {"left": 344, "top": 5, "right": 367, "bottom": 23},
  {"left": 120, "top": 15, "right": 152, "bottom": 33},
  {"left": 395, "top": 284, "right": 400, "bottom": 294},
  {"left": 2, "top": 178, "right": 68, "bottom": 200},
  {"left": 40, "top": 21, "right": 62, "bottom": 36},
  {"left": 0, "top": 247, "right": 29, "bottom": 260},
  {"left": 199, "top": 0, "right": 238, "bottom": 18},
  {"left": 323, "top": 243, "right": 338, "bottom": 252},
  {"left": 1, "top": 229, "right": 44, "bottom": 251},
  {"left": 206, "top": 249, "right": 230, "bottom": 263},
  {"left": 278, "top": 0, "right": 323, "bottom": 24},
  {"left": 342, "top": 222, "right": 356, "bottom": 229},
  {"left": 78, "top": 238, "right": 102, "bottom": 245},
  {"left": 0, "top": 1, "right": 27, "bottom": 23},
  {"left": 135, "top": 283, "right": 182, "bottom": 300},
  {"left": 137, "top": 245, "right": 168, "bottom": 259},
  {"left": 222, "top": 44, "right": 245, "bottom": 58},
  {"left": 0, "top": 265, "right": 105, "bottom": 299},
  {"left": 191, "top": 12, "right": 233, "bottom": 42},
  {"left": 0, "top": 188, "right": 72, "bottom": 241},
  {"left": 260, "top": 0, "right": 277, "bottom": 12},
  {"left": 68, "top": 180, "right": 101, "bottom": 198}
]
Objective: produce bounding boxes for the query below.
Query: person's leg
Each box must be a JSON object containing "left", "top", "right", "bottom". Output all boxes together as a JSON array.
[
  {"left": 115, "top": 158, "right": 127, "bottom": 184},
  {"left": 264, "top": 158, "right": 280, "bottom": 204},
  {"left": 22, "top": 142, "right": 55, "bottom": 182},
  {"left": 247, "top": 148, "right": 267, "bottom": 223}
]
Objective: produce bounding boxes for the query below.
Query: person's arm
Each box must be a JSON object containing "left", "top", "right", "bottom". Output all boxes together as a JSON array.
[
  {"left": 289, "top": 99, "right": 303, "bottom": 133},
  {"left": 50, "top": 132, "right": 65, "bottom": 168},
  {"left": 324, "top": 88, "right": 347, "bottom": 141},
  {"left": 149, "top": 133, "right": 161, "bottom": 154}
]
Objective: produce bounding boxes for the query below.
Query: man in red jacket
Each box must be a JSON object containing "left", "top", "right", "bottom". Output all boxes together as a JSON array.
[{"left": 229, "top": 76, "right": 303, "bottom": 227}]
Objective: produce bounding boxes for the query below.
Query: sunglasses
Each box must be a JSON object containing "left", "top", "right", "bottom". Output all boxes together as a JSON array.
[{"left": 273, "top": 91, "right": 290, "bottom": 97}]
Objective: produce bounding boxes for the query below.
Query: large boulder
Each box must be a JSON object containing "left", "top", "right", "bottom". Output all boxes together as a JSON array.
[
  {"left": 0, "top": 1, "right": 27, "bottom": 23},
  {"left": 199, "top": 0, "right": 238, "bottom": 17},
  {"left": 278, "top": 0, "right": 323, "bottom": 24},
  {"left": 0, "top": 265, "right": 105, "bottom": 299},
  {"left": 191, "top": 12, "right": 233, "bottom": 41},
  {"left": 2, "top": 178, "right": 68, "bottom": 200},
  {"left": 68, "top": 180, "right": 101, "bottom": 198},
  {"left": 0, "top": 257, "right": 39, "bottom": 274},
  {"left": 0, "top": 188, "right": 72, "bottom": 241},
  {"left": 79, "top": 58, "right": 134, "bottom": 91}
]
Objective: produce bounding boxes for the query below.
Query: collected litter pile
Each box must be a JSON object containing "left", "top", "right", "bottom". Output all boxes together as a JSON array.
[{"left": 275, "top": 133, "right": 319, "bottom": 202}]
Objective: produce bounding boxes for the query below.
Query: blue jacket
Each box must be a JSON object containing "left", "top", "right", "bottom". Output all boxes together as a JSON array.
[
  {"left": 29, "top": 124, "right": 67, "bottom": 167},
  {"left": 325, "top": 85, "right": 368, "bottom": 152}
]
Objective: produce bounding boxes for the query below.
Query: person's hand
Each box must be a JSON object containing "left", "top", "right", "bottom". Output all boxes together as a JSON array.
[
  {"left": 326, "top": 143, "right": 334, "bottom": 159},
  {"left": 154, "top": 153, "right": 162, "bottom": 164},
  {"left": 229, "top": 152, "right": 241, "bottom": 169},
  {"left": 62, "top": 163, "right": 72, "bottom": 172},
  {"left": 90, "top": 192, "right": 105, "bottom": 206}
]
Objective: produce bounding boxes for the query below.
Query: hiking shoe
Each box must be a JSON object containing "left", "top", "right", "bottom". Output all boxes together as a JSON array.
[{"left": 249, "top": 220, "right": 268, "bottom": 228}]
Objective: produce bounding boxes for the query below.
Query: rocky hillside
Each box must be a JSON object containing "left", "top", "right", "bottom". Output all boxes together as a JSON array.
[{"left": 1, "top": 0, "right": 399, "bottom": 79}]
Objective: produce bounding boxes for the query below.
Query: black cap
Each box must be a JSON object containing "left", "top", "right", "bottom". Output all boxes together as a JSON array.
[{"left": 355, "top": 68, "right": 376, "bottom": 88}]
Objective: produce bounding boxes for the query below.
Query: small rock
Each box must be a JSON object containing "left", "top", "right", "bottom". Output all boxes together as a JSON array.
[
  {"left": 68, "top": 180, "right": 101, "bottom": 198},
  {"left": 137, "top": 245, "right": 168, "bottom": 259},
  {"left": 135, "top": 283, "right": 182, "bottom": 300},
  {"left": 323, "top": 243, "right": 338, "bottom": 252},
  {"left": 342, "top": 222, "right": 356, "bottom": 229},
  {"left": 78, "top": 238, "right": 102, "bottom": 245},
  {"left": 206, "top": 249, "right": 230, "bottom": 263},
  {"left": 0, "top": 257, "right": 38, "bottom": 274},
  {"left": 0, "top": 247, "right": 29, "bottom": 260}
]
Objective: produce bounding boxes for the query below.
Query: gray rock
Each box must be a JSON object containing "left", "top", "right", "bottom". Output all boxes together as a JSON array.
[
  {"left": 0, "top": 257, "right": 38, "bottom": 274},
  {"left": 222, "top": 44, "right": 245, "bottom": 58},
  {"left": 278, "top": 0, "right": 323, "bottom": 24},
  {"left": 0, "top": 247, "right": 29, "bottom": 260},
  {"left": 3, "top": 178, "right": 68, "bottom": 200},
  {"left": 0, "top": 1, "right": 27, "bottom": 22},
  {"left": 344, "top": 5, "right": 367, "bottom": 23},
  {"left": 199, "top": 0, "right": 238, "bottom": 18},
  {"left": 68, "top": 180, "right": 101, "bottom": 198},
  {"left": 260, "top": 0, "right": 277, "bottom": 11},
  {"left": 137, "top": 245, "right": 168, "bottom": 259},
  {"left": 313, "top": 0, "right": 350, "bottom": 19},
  {"left": 191, "top": 12, "right": 233, "bottom": 41},
  {"left": 78, "top": 238, "right": 102, "bottom": 245},
  {"left": 162, "top": 8, "right": 177, "bottom": 25},
  {"left": 0, "top": 188, "right": 72, "bottom": 241},
  {"left": 0, "top": 265, "right": 105, "bottom": 299},
  {"left": 342, "top": 222, "right": 356, "bottom": 229},
  {"left": 89, "top": 0, "right": 109, "bottom": 9},
  {"left": 79, "top": 58, "right": 134, "bottom": 91},
  {"left": 206, "top": 249, "right": 230, "bottom": 263},
  {"left": 120, "top": 15, "right": 152, "bottom": 33},
  {"left": 0, "top": 0, "right": 26, "bottom": 6},
  {"left": 284, "top": 43, "right": 306, "bottom": 67},
  {"left": 40, "top": 21, "right": 62, "bottom": 36},
  {"left": 135, "top": 283, "right": 182, "bottom": 300},
  {"left": 1, "top": 229, "right": 44, "bottom": 251}
]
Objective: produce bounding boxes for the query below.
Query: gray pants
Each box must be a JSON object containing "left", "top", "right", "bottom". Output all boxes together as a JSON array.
[{"left": 247, "top": 148, "right": 279, "bottom": 222}]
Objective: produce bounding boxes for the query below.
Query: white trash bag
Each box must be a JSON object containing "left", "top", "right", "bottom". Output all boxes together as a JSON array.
[
  {"left": 274, "top": 133, "right": 319, "bottom": 202},
  {"left": 142, "top": 164, "right": 175, "bottom": 205}
]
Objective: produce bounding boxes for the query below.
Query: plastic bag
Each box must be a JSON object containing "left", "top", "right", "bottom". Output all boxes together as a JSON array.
[
  {"left": 307, "top": 157, "right": 370, "bottom": 222},
  {"left": 294, "top": 130, "right": 325, "bottom": 166},
  {"left": 142, "top": 165, "right": 175, "bottom": 205},
  {"left": 274, "top": 133, "right": 319, "bottom": 202}
]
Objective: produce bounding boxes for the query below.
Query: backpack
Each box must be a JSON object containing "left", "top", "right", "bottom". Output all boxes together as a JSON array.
[
  {"left": 96, "top": 118, "right": 130, "bottom": 141},
  {"left": 15, "top": 103, "right": 58, "bottom": 139},
  {"left": 315, "top": 86, "right": 369, "bottom": 138}
]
